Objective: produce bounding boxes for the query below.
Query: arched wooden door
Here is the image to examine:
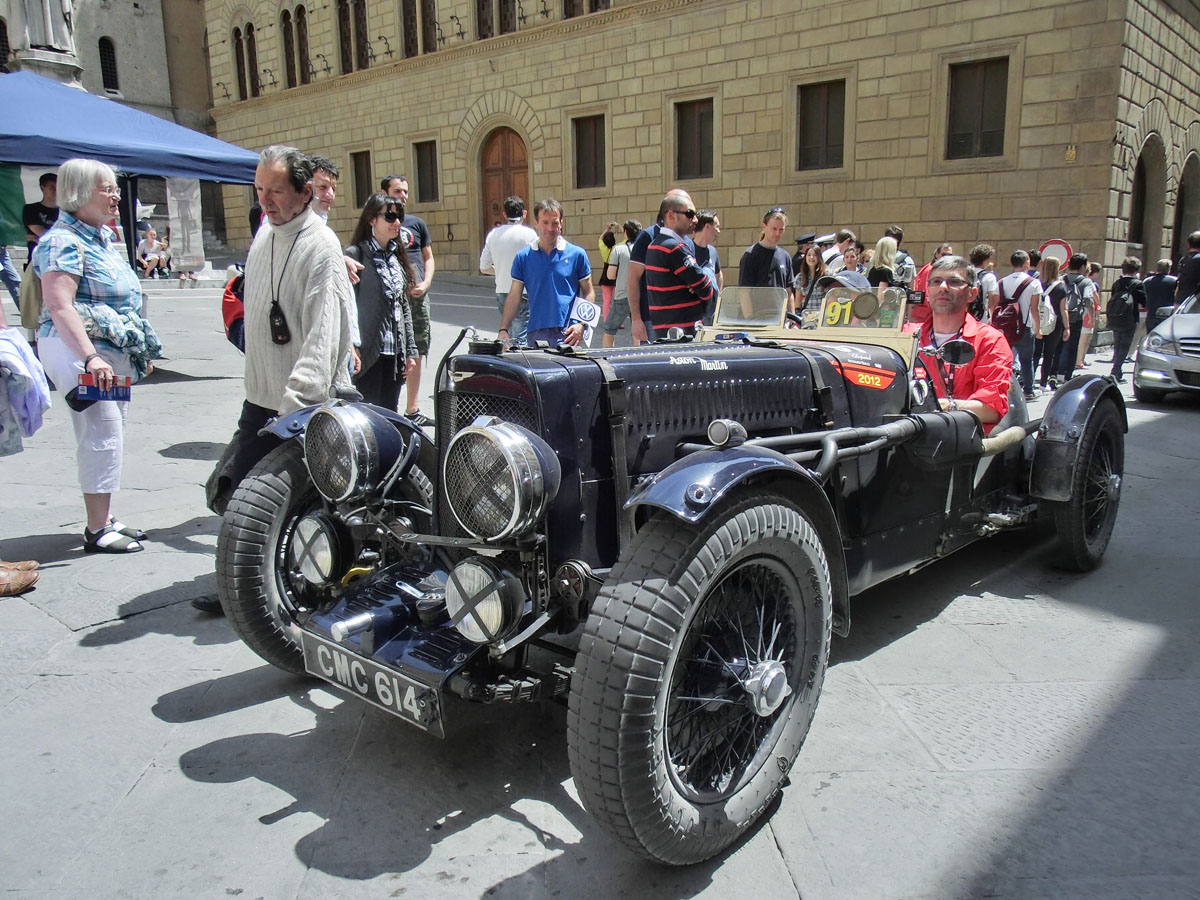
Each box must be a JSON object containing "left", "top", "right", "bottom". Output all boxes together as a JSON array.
[{"left": 480, "top": 127, "right": 529, "bottom": 242}]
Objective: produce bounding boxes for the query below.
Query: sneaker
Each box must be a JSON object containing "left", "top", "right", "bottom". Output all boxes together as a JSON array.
[
  {"left": 406, "top": 410, "right": 434, "bottom": 428},
  {"left": 1024, "top": 391, "right": 1037, "bottom": 401},
  {"left": 1048, "top": 377, "right": 1060, "bottom": 389},
  {"left": 191, "top": 594, "right": 224, "bottom": 614}
]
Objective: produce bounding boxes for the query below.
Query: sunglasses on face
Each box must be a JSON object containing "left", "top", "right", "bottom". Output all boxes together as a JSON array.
[
  {"left": 381, "top": 210, "right": 401, "bottom": 222},
  {"left": 674, "top": 207, "right": 697, "bottom": 219}
]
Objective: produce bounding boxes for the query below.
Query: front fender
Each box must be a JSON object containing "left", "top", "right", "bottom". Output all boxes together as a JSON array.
[
  {"left": 626, "top": 445, "right": 821, "bottom": 525},
  {"left": 261, "top": 407, "right": 316, "bottom": 440},
  {"left": 1030, "top": 374, "right": 1127, "bottom": 502},
  {"left": 626, "top": 444, "right": 852, "bottom": 636}
]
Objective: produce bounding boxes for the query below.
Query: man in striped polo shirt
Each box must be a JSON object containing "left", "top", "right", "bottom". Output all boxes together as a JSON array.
[{"left": 643, "top": 190, "right": 715, "bottom": 338}]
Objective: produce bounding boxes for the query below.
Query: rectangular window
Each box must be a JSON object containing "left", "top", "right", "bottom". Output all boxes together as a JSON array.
[
  {"left": 414, "top": 140, "right": 439, "bottom": 203},
  {"left": 350, "top": 150, "right": 372, "bottom": 207},
  {"left": 563, "top": 0, "right": 584, "bottom": 17},
  {"left": 797, "top": 80, "right": 844, "bottom": 170},
  {"left": 946, "top": 58, "right": 1008, "bottom": 160},
  {"left": 675, "top": 98, "right": 713, "bottom": 180},
  {"left": 573, "top": 114, "right": 605, "bottom": 189}
]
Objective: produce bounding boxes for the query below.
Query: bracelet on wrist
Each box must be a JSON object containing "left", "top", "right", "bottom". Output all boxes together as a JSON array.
[
  {"left": 82, "top": 353, "right": 101, "bottom": 369},
  {"left": 498, "top": 328, "right": 509, "bottom": 334}
]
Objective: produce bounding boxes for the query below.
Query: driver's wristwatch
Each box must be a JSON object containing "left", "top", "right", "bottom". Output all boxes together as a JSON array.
[{"left": 947, "top": 399, "right": 959, "bottom": 411}]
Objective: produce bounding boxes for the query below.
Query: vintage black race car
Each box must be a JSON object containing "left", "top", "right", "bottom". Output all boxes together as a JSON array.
[{"left": 216, "top": 286, "right": 1125, "bottom": 865}]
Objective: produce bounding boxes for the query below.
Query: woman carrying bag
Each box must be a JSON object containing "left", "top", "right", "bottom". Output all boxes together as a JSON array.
[{"left": 346, "top": 193, "right": 419, "bottom": 411}]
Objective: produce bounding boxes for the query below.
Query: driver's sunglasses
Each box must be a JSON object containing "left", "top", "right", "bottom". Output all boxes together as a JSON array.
[
  {"left": 381, "top": 210, "right": 401, "bottom": 222},
  {"left": 928, "top": 276, "right": 971, "bottom": 290}
]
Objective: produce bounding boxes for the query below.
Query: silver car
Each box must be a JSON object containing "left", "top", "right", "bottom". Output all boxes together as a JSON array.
[{"left": 1133, "top": 293, "right": 1200, "bottom": 401}]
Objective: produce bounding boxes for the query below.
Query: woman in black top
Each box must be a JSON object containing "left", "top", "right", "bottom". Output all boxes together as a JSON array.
[
  {"left": 346, "top": 193, "right": 419, "bottom": 411},
  {"left": 1037, "top": 256, "right": 1070, "bottom": 388},
  {"left": 867, "top": 236, "right": 901, "bottom": 288}
]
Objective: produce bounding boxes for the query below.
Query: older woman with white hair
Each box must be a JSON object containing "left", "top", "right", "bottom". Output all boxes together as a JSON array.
[{"left": 32, "top": 158, "right": 161, "bottom": 554}]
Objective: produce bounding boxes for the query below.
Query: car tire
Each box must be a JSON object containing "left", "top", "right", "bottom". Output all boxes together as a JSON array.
[
  {"left": 567, "top": 492, "right": 832, "bottom": 865},
  {"left": 216, "top": 440, "right": 434, "bottom": 674},
  {"left": 1050, "top": 399, "right": 1124, "bottom": 571},
  {"left": 1132, "top": 382, "right": 1167, "bottom": 403}
]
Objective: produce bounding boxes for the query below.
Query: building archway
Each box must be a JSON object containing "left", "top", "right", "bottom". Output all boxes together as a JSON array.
[
  {"left": 480, "top": 126, "right": 529, "bottom": 244},
  {"left": 1172, "top": 153, "right": 1200, "bottom": 264},
  {"left": 1128, "top": 133, "right": 1167, "bottom": 263}
]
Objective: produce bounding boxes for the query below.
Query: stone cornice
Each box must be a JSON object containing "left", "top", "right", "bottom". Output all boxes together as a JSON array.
[{"left": 211, "top": 0, "right": 703, "bottom": 124}]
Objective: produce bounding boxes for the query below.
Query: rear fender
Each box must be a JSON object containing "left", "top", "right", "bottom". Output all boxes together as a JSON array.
[
  {"left": 1030, "top": 375, "right": 1127, "bottom": 502},
  {"left": 626, "top": 446, "right": 852, "bottom": 636}
]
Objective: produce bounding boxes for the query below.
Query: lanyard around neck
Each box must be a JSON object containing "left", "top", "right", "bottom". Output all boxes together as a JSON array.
[{"left": 271, "top": 226, "right": 309, "bottom": 308}]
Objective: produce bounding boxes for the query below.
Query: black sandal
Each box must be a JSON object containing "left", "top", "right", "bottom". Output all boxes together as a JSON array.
[
  {"left": 84, "top": 524, "right": 144, "bottom": 554},
  {"left": 108, "top": 516, "right": 147, "bottom": 541}
]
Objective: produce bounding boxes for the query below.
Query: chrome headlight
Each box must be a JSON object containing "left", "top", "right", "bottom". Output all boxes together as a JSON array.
[
  {"left": 445, "top": 556, "right": 524, "bottom": 643},
  {"left": 290, "top": 514, "right": 344, "bottom": 584},
  {"left": 304, "top": 402, "right": 405, "bottom": 502},
  {"left": 1143, "top": 333, "right": 1177, "bottom": 355},
  {"left": 443, "top": 416, "right": 561, "bottom": 541}
]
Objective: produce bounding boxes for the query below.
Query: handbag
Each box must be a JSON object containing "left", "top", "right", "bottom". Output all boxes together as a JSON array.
[{"left": 18, "top": 270, "right": 42, "bottom": 330}]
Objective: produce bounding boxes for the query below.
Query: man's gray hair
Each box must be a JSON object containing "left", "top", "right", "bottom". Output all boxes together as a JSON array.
[
  {"left": 931, "top": 254, "right": 977, "bottom": 287},
  {"left": 56, "top": 158, "right": 117, "bottom": 213},
  {"left": 259, "top": 145, "right": 314, "bottom": 194}
]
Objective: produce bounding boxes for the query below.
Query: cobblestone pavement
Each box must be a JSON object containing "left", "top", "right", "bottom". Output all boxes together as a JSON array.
[{"left": 2, "top": 281, "right": 1197, "bottom": 899}]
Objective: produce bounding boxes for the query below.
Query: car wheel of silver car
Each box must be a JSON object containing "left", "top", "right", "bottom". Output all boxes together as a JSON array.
[
  {"left": 567, "top": 492, "right": 832, "bottom": 865},
  {"left": 1132, "top": 382, "right": 1167, "bottom": 403},
  {"left": 1051, "top": 399, "right": 1124, "bottom": 572}
]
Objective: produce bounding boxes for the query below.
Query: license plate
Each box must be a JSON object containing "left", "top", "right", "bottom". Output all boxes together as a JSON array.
[{"left": 301, "top": 630, "right": 444, "bottom": 737}]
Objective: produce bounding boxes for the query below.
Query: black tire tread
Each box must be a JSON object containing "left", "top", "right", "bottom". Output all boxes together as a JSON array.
[
  {"left": 567, "top": 493, "right": 831, "bottom": 865},
  {"left": 1051, "top": 399, "right": 1123, "bottom": 572}
]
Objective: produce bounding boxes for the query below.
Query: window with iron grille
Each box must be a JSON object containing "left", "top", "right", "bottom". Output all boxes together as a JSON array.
[
  {"left": 421, "top": 0, "right": 437, "bottom": 52},
  {"left": 564, "top": 0, "right": 583, "bottom": 17},
  {"left": 351, "top": 150, "right": 373, "bottom": 207},
  {"left": 796, "top": 80, "right": 845, "bottom": 170},
  {"left": 414, "top": 141, "right": 439, "bottom": 202},
  {"left": 400, "top": 0, "right": 418, "bottom": 57},
  {"left": 245, "top": 23, "right": 260, "bottom": 96},
  {"left": 946, "top": 58, "right": 1008, "bottom": 160},
  {"left": 573, "top": 114, "right": 605, "bottom": 189},
  {"left": 296, "top": 6, "right": 311, "bottom": 83},
  {"left": 337, "top": 0, "right": 353, "bottom": 73},
  {"left": 675, "top": 98, "right": 713, "bottom": 180},
  {"left": 280, "top": 10, "right": 296, "bottom": 87},
  {"left": 98, "top": 37, "right": 119, "bottom": 91},
  {"left": 353, "top": 0, "right": 369, "bottom": 68},
  {"left": 498, "top": 0, "right": 516, "bottom": 34},
  {"left": 232, "top": 27, "right": 247, "bottom": 100},
  {"left": 476, "top": 0, "right": 493, "bottom": 39},
  {"left": 1, "top": 18, "right": 11, "bottom": 73}
]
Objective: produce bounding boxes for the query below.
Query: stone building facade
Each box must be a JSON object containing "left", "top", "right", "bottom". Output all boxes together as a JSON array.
[{"left": 202, "top": 0, "right": 1200, "bottom": 283}]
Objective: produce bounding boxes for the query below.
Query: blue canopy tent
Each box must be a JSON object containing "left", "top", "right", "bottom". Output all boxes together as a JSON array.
[{"left": 0, "top": 70, "right": 257, "bottom": 264}]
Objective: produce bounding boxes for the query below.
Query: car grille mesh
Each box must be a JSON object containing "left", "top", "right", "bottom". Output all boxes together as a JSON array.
[
  {"left": 305, "top": 411, "right": 354, "bottom": 500},
  {"left": 443, "top": 432, "right": 516, "bottom": 539}
]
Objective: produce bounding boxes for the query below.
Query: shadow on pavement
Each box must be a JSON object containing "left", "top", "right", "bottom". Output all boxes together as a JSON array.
[
  {"left": 139, "top": 366, "right": 238, "bottom": 385},
  {"left": 159, "top": 441, "right": 227, "bottom": 461},
  {"left": 77, "top": 571, "right": 230, "bottom": 647}
]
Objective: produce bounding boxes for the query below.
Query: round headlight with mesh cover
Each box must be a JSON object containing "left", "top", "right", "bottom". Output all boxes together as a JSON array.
[{"left": 304, "top": 402, "right": 406, "bottom": 503}]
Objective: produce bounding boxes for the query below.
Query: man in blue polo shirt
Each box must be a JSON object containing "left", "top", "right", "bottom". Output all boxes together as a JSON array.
[{"left": 499, "top": 198, "right": 593, "bottom": 347}]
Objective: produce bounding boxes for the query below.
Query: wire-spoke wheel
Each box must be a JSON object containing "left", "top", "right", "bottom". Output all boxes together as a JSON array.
[
  {"left": 568, "top": 492, "right": 832, "bottom": 865},
  {"left": 1051, "top": 400, "right": 1124, "bottom": 571}
]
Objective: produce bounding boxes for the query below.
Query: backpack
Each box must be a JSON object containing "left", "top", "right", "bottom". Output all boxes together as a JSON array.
[
  {"left": 221, "top": 272, "right": 246, "bottom": 353},
  {"left": 992, "top": 274, "right": 1034, "bottom": 345},
  {"left": 1038, "top": 284, "right": 1058, "bottom": 334},
  {"left": 1106, "top": 277, "right": 1138, "bottom": 325},
  {"left": 1062, "top": 273, "right": 1087, "bottom": 325},
  {"left": 969, "top": 268, "right": 990, "bottom": 320}
]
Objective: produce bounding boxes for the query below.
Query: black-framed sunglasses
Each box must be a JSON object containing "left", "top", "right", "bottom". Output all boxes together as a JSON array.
[
  {"left": 381, "top": 210, "right": 401, "bottom": 222},
  {"left": 675, "top": 207, "right": 697, "bottom": 219},
  {"left": 767, "top": 206, "right": 786, "bottom": 216}
]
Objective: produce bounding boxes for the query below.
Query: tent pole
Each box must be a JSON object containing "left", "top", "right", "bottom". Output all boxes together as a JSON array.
[{"left": 117, "top": 174, "right": 139, "bottom": 270}]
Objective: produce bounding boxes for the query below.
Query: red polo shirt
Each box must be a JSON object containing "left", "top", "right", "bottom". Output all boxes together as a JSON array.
[{"left": 915, "top": 314, "right": 1013, "bottom": 425}]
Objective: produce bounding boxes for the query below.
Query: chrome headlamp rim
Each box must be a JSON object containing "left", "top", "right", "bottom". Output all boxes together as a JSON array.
[
  {"left": 443, "top": 417, "right": 555, "bottom": 541},
  {"left": 444, "top": 555, "right": 524, "bottom": 644},
  {"left": 304, "top": 403, "right": 379, "bottom": 503}
]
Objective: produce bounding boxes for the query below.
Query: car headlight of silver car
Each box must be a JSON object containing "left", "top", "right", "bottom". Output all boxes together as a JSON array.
[
  {"left": 1143, "top": 332, "right": 1177, "bottom": 355},
  {"left": 443, "top": 416, "right": 561, "bottom": 542},
  {"left": 304, "top": 402, "right": 406, "bottom": 502},
  {"left": 445, "top": 556, "right": 525, "bottom": 643}
]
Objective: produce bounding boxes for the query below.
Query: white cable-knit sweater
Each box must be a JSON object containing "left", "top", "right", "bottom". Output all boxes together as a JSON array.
[{"left": 243, "top": 208, "right": 354, "bottom": 415}]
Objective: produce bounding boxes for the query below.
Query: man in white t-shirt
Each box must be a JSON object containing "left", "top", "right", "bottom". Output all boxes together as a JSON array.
[
  {"left": 992, "top": 249, "right": 1042, "bottom": 400},
  {"left": 480, "top": 196, "right": 537, "bottom": 349}
]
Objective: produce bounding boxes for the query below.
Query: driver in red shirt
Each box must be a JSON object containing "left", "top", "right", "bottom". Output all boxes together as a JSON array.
[{"left": 914, "top": 255, "right": 1013, "bottom": 428}]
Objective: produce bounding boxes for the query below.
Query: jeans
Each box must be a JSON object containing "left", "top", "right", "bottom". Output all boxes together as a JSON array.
[
  {"left": 1013, "top": 330, "right": 1036, "bottom": 395},
  {"left": 1110, "top": 327, "right": 1136, "bottom": 379},
  {"left": 496, "top": 292, "right": 529, "bottom": 349},
  {"left": 0, "top": 246, "right": 21, "bottom": 310},
  {"left": 1055, "top": 321, "right": 1083, "bottom": 380}
]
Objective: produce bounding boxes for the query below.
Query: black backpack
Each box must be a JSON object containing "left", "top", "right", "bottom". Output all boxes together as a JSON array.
[
  {"left": 992, "top": 274, "right": 1034, "bottom": 345},
  {"left": 1062, "top": 273, "right": 1087, "bottom": 325},
  {"left": 1106, "top": 277, "right": 1138, "bottom": 325}
]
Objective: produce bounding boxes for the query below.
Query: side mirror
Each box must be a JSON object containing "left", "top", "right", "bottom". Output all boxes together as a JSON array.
[
  {"left": 1153, "top": 305, "right": 1175, "bottom": 321},
  {"left": 940, "top": 338, "right": 976, "bottom": 366}
]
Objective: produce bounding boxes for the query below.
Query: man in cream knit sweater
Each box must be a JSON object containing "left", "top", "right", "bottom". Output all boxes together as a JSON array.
[{"left": 229, "top": 145, "right": 354, "bottom": 491}]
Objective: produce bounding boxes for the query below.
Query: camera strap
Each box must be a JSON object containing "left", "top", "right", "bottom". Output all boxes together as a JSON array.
[{"left": 269, "top": 226, "right": 309, "bottom": 345}]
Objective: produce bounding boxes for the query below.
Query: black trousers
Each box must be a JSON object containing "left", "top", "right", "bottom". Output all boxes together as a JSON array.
[
  {"left": 354, "top": 353, "right": 404, "bottom": 412},
  {"left": 1038, "top": 319, "right": 1065, "bottom": 386},
  {"left": 1110, "top": 327, "right": 1136, "bottom": 379},
  {"left": 229, "top": 400, "right": 284, "bottom": 491}
]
